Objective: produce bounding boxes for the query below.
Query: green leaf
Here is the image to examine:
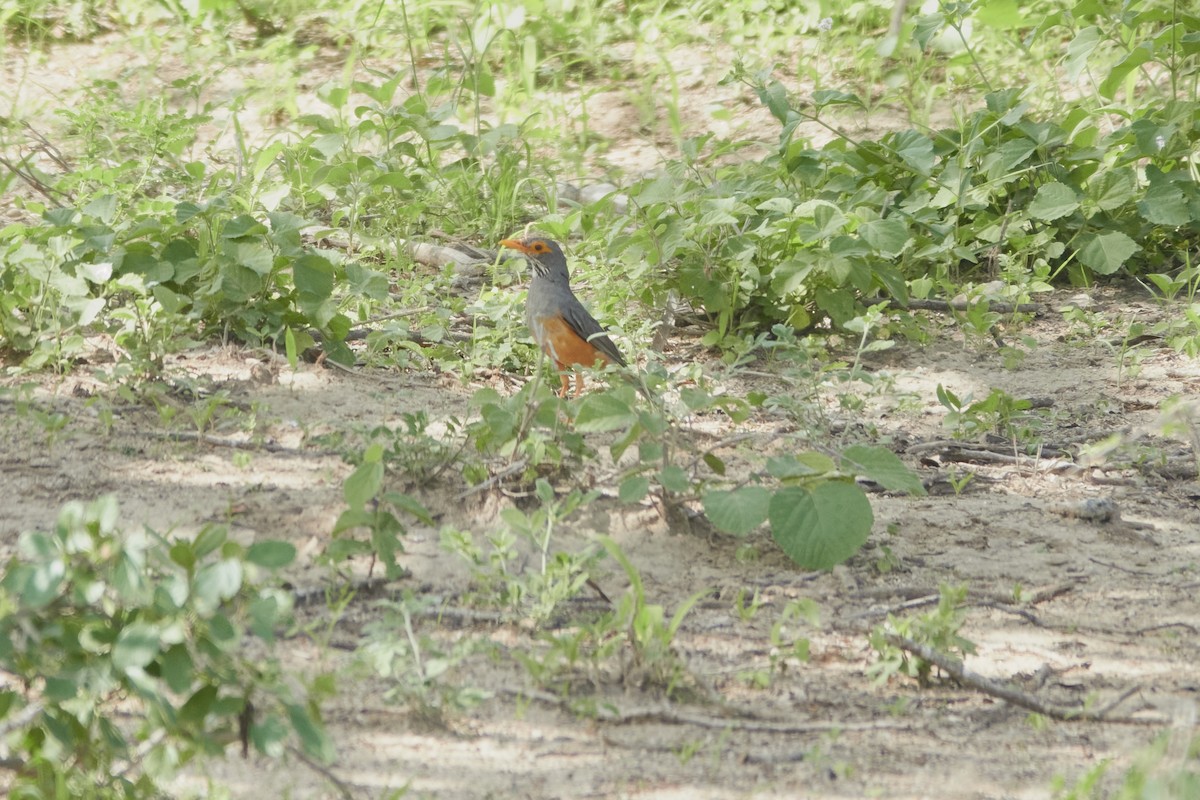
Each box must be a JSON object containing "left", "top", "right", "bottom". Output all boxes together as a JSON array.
[
  {"left": 574, "top": 393, "right": 636, "bottom": 432},
  {"left": 1138, "top": 182, "right": 1189, "bottom": 226},
  {"left": 840, "top": 445, "right": 926, "bottom": 495},
  {"left": 161, "top": 644, "right": 194, "bottom": 694},
  {"left": 1078, "top": 231, "right": 1139, "bottom": 275},
  {"left": 659, "top": 465, "right": 691, "bottom": 493},
  {"left": 702, "top": 486, "right": 770, "bottom": 535},
  {"left": 383, "top": 492, "right": 434, "bottom": 525},
  {"left": 113, "top": 622, "right": 161, "bottom": 672},
  {"left": 1065, "top": 26, "right": 1101, "bottom": 81},
  {"left": 1099, "top": 44, "right": 1153, "bottom": 100},
  {"left": 193, "top": 525, "right": 227, "bottom": 559},
  {"left": 769, "top": 482, "right": 874, "bottom": 570},
  {"left": 287, "top": 702, "right": 335, "bottom": 763},
  {"left": 246, "top": 541, "right": 297, "bottom": 569},
  {"left": 892, "top": 131, "right": 935, "bottom": 175},
  {"left": 344, "top": 461, "right": 384, "bottom": 510},
  {"left": 1028, "top": 182, "right": 1079, "bottom": 221},
  {"left": 193, "top": 559, "right": 244, "bottom": 609},
  {"left": 294, "top": 254, "right": 335, "bottom": 300},
  {"left": 619, "top": 475, "right": 651, "bottom": 504},
  {"left": 858, "top": 218, "right": 909, "bottom": 257},
  {"left": 975, "top": 0, "right": 1023, "bottom": 29},
  {"left": 249, "top": 594, "right": 286, "bottom": 641},
  {"left": 222, "top": 215, "right": 268, "bottom": 239},
  {"left": 251, "top": 713, "right": 289, "bottom": 758},
  {"left": 812, "top": 89, "right": 863, "bottom": 110},
  {"left": 1090, "top": 168, "right": 1137, "bottom": 212},
  {"left": 767, "top": 453, "right": 837, "bottom": 480},
  {"left": 179, "top": 684, "right": 218, "bottom": 726}
]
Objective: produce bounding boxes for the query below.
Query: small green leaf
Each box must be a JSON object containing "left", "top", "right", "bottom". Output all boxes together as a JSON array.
[
  {"left": 619, "top": 475, "right": 651, "bottom": 503},
  {"left": 222, "top": 215, "right": 268, "bottom": 239},
  {"left": 251, "top": 713, "right": 289, "bottom": 758},
  {"left": 113, "top": 622, "right": 161, "bottom": 672},
  {"left": 193, "top": 525, "right": 227, "bottom": 558},
  {"left": 344, "top": 461, "right": 384, "bottom": 510},
  {"left": 767, "top": 453, "right": 836, "bottom": 480},
  {"left": 703, "top": 487, "right": 771, "bottom": 536},
  {"left": 179, "top": 684, "right": 218, "bottom": 726},
  {"left": 161, "top": 644, "right": 194, "bottom": 694},
  {"left": 193, "top": 559, "right": 244, "bottom": 609},
  {"left": 383, "top": 492, "right": 434, "bottom": 525},
  {"left": 246, "top": 541, "right": 297, "bottom": 569},
  {"left": 1028, "top": 182, "right": 1079, "bottom": 221},
  {"left": 841, "top": 445, "right": 926, "bottom": 496},
  {"left": 287, "top": 702, "right": 335, "bottom": 763},
  {"left": 659, "top": 465, "right": 691, "bottom": 493},
  {"left": 769, "top": 482, "right": 874, "bottom": 570}
]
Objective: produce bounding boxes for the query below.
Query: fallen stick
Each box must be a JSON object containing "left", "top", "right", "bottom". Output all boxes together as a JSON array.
[{"left": 883, "top": 634, "right": 1161, "bottom": 724}]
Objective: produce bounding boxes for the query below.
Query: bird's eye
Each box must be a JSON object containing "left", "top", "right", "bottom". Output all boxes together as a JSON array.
[{"left": 533, "top": 242, "right": 548, "bottom": 252}]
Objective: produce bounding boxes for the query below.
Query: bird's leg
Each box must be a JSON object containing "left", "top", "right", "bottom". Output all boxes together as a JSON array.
[
  {"left": 573, "top": 372, "right": 586, "bottom": 398},
  {"left": 558, "top": 372, "right": 571, "bottom": 398}
]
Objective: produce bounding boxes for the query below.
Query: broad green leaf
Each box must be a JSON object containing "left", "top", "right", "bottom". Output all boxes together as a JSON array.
[
  {"left": 246, "top": 541, "right": 297, "bottom": 569},
  {"left": 1078, "top": 231, "right": 1139, "bottom": 275},
  {"left": 892, "top": 130, "right": 935, "bottom": 175},
  {"left": 113, "top": 622, "right": 161, "bottom": 672},
  {"left": 703, "top": 487, "right": 770, "bottom": 535},
  {"left": 1028, "top": 182, "right": 1079, "bottom": 221},
  {"left": 344, "top": 461, "right": 384, "bottom": 510},
  {"left": 574, "top": 393, "right": 636, "bottom": 432},
  {"left": 294, "top": 254, "right": 335, "bottom": 300},
  {"left": 1090, "top": 168, "right": 1137, "bottom": 212},
  {"left": 858, "top": 218, "right": 909, "bottom": 257},
  {"left": 841, "top": 445, "right": 926, "bottom": 495},
  {"left": 1138, "top": 182, "right": 1189, "bottom": 226},
  {"left": 769, "top": 482, "right": 874, "bottom": 569}
]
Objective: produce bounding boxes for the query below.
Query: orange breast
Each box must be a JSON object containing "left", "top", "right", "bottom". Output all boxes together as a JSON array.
[{"left": 535, "top": 315, "right": 614, "bottom": 370}]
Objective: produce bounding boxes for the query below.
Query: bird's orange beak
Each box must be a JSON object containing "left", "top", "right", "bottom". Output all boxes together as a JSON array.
[{"left": 498, "top": 238, "right": 528, "bottom": 253}]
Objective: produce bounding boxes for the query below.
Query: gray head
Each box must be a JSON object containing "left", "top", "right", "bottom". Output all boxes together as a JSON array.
[{"left": 499, "top": 237, "right": 570, "bottom": 285}]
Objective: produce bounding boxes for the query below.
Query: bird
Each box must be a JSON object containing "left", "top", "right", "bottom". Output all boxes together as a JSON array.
[{"left": 498, "top": 236, "right": 627, "bottom": 398}]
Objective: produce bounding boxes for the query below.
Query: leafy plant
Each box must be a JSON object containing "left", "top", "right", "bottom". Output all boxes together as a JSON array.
[
  {"left": 869, "top": 583, "right": 977, "bottom": 687},
  {"left": 327, "top": 443, "right": 434, "bottom": 579},
  {"left": 0, "top": 495, "right": 326, "bottom": 797},
  {"left": 358, "top": 590, "right": 490, "bottom": 725}
]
